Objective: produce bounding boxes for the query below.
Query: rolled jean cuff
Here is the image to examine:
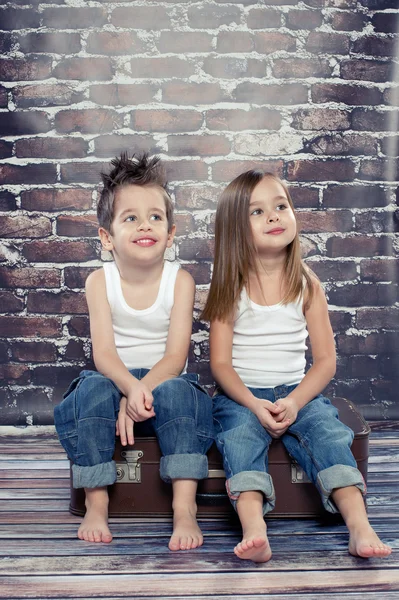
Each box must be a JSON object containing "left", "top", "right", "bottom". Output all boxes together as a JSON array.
[
  {"left": 160, "top": 453, "right": 208, "bottom": 483},
  {"left": 72, "top": 460, "right": 117, "bottom": 489},
  {"left": 316, "top": 464, "right": 366, "bottom": 513},
  {"left": 226, "top": 471, "right": 275, "bottom": 515}
]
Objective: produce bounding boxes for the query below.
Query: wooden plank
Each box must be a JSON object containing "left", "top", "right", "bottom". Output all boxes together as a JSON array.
[
  {"left": 0, "top": 469, "right": 69, "bottom": 479},
  {"left": 0, "top": 488, "right": 69, "bottom": 500},
  {"left": 0, "top": 479, "right": 69, "bottom": 489},
  {"left": 1, "top": 570, "right": 399, "bottom": 598},
  {"left": 0, "top": 460, "right": 69, "bottom": 470}
]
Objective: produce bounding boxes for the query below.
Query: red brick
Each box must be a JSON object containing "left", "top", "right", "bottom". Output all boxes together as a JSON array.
[
  {"left": 323, "top": 185, "right": 388, "bottom": 208},
  {"left": 330, "top": 11, "right": 367, "bottom": 31},
  {"left": 0, "top": 342, "right": 8, "bottom": 363},
  {"left": 174, "top": 185, "right": 221, "bottom": 210},
  {"left": 305, "top": 32, "right": 350, "bottom": 54},
  {"left": 212, "top": 160, "right": 283, "bottom": 183},
  {"left": 90, "top": 83, "right": 158, "bottom": 106},
  {"left": 87, "top": 31, "right": 146, "bottom": 55},
  {"left": 0, "top": 267, "right": 60, "bottom": 289},
  {"left": 57, "top": 215, "right": 98, "bottom": 237},
  {"left": 21, "top": 189, "right": 93, "bottom": 212},
  {"left": 233, "top": 83, "right": 307, "bottom": 104},
  {"left": 329, "top": 282, "right": 398, "bottom": 307},
  {"left": 0, "top": 111, "right": 50, "bottom": 135},
  {"left": 0, "top": 140, "right": 12, "bottom": 159},
  {"left": 132, "top": 110, "right": 203, "bottom": 133},
  {"left": 18, "top": 32, "right": 81, "bottom": 54},
  {"left": 168, "top": 135, "right": 230, "bottom": 157},
  {"left": 348, "top": 356, "right": 379, "bottom": 378},
  {"left": 2, "top": 215, "right": 51, "bottom": 239},
  {"left": 361, "top": 0, "right": 398, "bottom": 7},
  {"left": 0, "top": 8, "right": 41, "bottom": 30},
  {"left": 328, "top": 310, "right": 352, "bottom": 332},
  {"left": 162, "top": 82, "right": 226, "bottom": 106},
  {"left": 182, "top": 263, "right": 211, "bottom": 285},
  {"left": 292, "top": 109, "right": 350, "bottom": 131},
  {"left": 32, "top": 365, "right": 82, "bottom": 388},
  {"left": 0, "top": 192, "right": 16, "bottom": 211},
  {"left": 352, "top": 36, "right": 397, "bottom": 58},
  {"left": 359, "top": 159, "right": 396, "bottom": 181},
  {"left": 372, "top": 13, "right": 398, "bottom": 34},
  {"left": 130, "top": 57, "right": 194, "bottom": 79},
  {"left": 15, "top": 137, "right": 88, "bottom": 159},
  {"left": 311, "top": 83, "right": 383, "bottom": 105},
  {"left": 13, "top": 83, "right": 83, "bottom": 108},
  {"left": 111, "top": 6, "right": 171, "bottom": 29},
  {"left": 64, "top": 267, "right": 95, "bottom": 289},
  {"left": 159, "top": 32, "right": 213, "bottom": 53},
  {"left": 351, "top": 108, "right": 391, "bottom": 132},
  {"left": 381, "top": 136, "right": 399, "bottom": 157},
  {"left": 0, "top": 291, "right": 24, "bottom": 313},
  {"left": 164, "top": 161, "right": 208, "bottom": 182},
  {"left": 53, "top": 58, "right": 113, "bottom": 81},
  {"left": 94, "top": 135, "right": 159, "bottom": 158},
  {"left": 0, "top": 33, "right": 13, "bottom": 54},
  {"left": 174, "top": 213, "right": 195, "bottom": 236},
  {"left": 307, "top": 133, "right": 377, "bottom": 156},
  {"left": 360, "top": 259, "right": 398, "bottom": 282},
  {"left": 0, "top": 316, "right": 62, "bottom": 337},
  {"left": 287, "top": 160, "right": 355, "bottom": 182},
  {"left": 27, "top": 291, "right": 88, "bottom": 314},
  {"left": 0, "top": 164, "right": 57, "bottom": 185},
  {"left": 341, "top": 59, "right": 392, "bottom": 83},
  {"left": 286, "top": 9, "right": 323, "bottom": 29},
  {"left": 42, "top": 7, "right": 107, "bottom": 28},
  {"left": 22, "top": 241, "right": 98, "bottom": 263},
  {"left": 0, "top": 86, "right": 7, "bottom": 108},
  {"left": 289, "top": 187, "right": 320, "bottom": 208},
  {"left": 68, "top": 316, "right": 90, "bottom": 337},
  {"left": 355, "top": 211, "right": 397, "bottom": 234},
  {"left": 337, "top": 332, "right": 399, "bottom": 354},
  {"left": 247, "top": 8, "right": 282, "bottom": 29},
  {"left": 11, "top": 341, "right": 57, "bottom": 363},
  {"left": 64, "top": 340, "right": 86, "bottom": 360},
  {"left": 217, "top": 32, "right": 254, "bottom": 53},
  {"left": 206, "top": 108, "right": 281, "bottom": 131},
  {"left": 356, "top": 307, "right": 399, "bottom": 329},
  {"left": 297, "top": 210, "right": 353, "bottom": 233},
  {"left": 273, "top": 58, "right": 332, "bottom": 79},
  {"left": 203, "top": 57, "right": 266, "bottom": 79},
  {"left": 380, "top": 355, "right": 399, "bottom": 379},
  {"left": 0, "top": 364, "right": 30, "bottom": 385},
  {"left": 178, "top": 238, "right": 215, "bottom": 261},
  {"left": 0, "top": 57, "right": 52, "bottom": 81},
  {"left": 60, "top": 162, "right": 108, "bottom": 185},
  {"left": 326, "top": 235, "right": 393, "bottom": 257},
  {"left": 187, "top": 5, "right": 241, "bottom": 28},
  {"left": 55, "top": 109, "right": 122, "bottom": 134},
  {"left": 308, "top": 259, "right": 357, "bottom": 282},
  {"left": 253, "top": 32, "right": 297, "bottom": 53}
]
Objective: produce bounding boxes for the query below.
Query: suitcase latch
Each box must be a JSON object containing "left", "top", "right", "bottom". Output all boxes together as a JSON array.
[
  {"left": 116, "top": 450, "right": 143, "bottom": 483},
  {"left": 291, "top": 462, "right": 311, "bottom": 483}
]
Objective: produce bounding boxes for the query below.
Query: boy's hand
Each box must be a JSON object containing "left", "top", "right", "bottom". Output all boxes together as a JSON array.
[
  {"left": 126, "top": 381, "right": 155, "bottom": 423},
  {"left": 273, "top": 396, "right": 299, "bottom": 428},
  {"left": 252, "top": 398, "right": 291, "bottom": 439},
  {"left": 116, "top": 396, "right": 135, "bottom": 446}
]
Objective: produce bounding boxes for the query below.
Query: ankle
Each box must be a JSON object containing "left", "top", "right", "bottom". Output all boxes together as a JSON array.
[
  {"left": 84, "top": 487, "right": 109, "bottom": 510},
  {"left": 172, "top": 501, "right": 197, "bottom": 518}
]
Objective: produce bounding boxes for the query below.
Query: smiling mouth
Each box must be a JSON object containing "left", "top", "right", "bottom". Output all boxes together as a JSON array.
[
  {"left": 267, "top": 228, "right": 285, "bottom": 235},
  {"left": 134, "top": 238, "right": 157, "bottom": 246}
]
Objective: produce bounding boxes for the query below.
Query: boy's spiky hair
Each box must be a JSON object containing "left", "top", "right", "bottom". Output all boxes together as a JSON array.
[{"left": 98, "top": 152, "right": 174, "bottom": 232}]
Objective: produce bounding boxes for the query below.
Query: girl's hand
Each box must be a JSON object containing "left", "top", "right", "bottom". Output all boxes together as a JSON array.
[
  {"left": 253, "top": 399, "right": 291, "bottom": 439},
  {"left": 116, "top": 396, "right": 135, "bottom": 446},
  {"left": 126, "top": 382, "right": 155, "bottom": 423},
  {"left": 273, "top": 396, "right": 299, "bottom": 426}
]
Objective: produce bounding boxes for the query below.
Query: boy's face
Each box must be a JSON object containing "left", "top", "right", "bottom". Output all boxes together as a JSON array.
[{"left": 99, "top": 184, "right": 175, "bottom": 264}]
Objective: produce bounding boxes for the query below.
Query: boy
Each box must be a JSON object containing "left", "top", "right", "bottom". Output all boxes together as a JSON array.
[{"left": 54, "top": 153, "right": 214, "bottom": 550}]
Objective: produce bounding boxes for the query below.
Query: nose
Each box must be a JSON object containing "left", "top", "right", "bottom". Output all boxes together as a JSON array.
[
  {"left": 267, "top": 210, "right": 279, "bottom": 223},
  {"left": 137, "top": 217, "right": 152, "bottom": 231}
]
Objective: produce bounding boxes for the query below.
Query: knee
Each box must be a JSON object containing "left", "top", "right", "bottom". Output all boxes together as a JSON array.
[
  {"left": 153, "top": 378, "right": 195, "bottom": 419},
  {"left": 77, "top": 375, "right": 119, "bottom": 418}
]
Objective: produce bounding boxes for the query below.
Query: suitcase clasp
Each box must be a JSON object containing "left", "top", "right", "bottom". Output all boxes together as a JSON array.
[
  {"left": 116, "top": 450, "right": 143, "bottom": 483},
  {"left": 291, "top": 462, "right": 311, "bottom": 484}
]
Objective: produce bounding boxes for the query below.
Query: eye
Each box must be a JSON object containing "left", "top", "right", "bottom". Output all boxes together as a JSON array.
[
  {"left": 125, "top": 215, "right": 136, "bottom": 222},
  {"left": 250, "top": 208, "right": 263, "bottom": 216},
  {"left": 276, "top": 204, "right": 288, "bottom": 211},
  {"left": 150, "top": 213, "right": 163, "bottom": 221}
]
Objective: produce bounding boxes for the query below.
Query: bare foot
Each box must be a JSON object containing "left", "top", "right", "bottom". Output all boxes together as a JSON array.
[
  {"left": 349, "top": 524, "right": 391, "bottom": 558},
  {"left": 234, "top": 531, "right": 272, "bottom": 563},
  {"left": 169, "top": 508, "right": 203, "bottom": 551},
  {"left": 78, "top": 487, "right": 112, "bottom": 544}
]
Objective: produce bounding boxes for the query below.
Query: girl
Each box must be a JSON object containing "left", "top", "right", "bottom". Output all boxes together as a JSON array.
[{"left": 201, "top": 170, "right": 391, "bottom": 563}]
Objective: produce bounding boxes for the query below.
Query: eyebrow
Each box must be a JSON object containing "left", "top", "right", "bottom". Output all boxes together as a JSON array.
[
  {"left": 119, "top": 206, "right": 166, "bottom": 218},
  {"left": 249, "top": 195, "right": 288, "bottom": 206}
]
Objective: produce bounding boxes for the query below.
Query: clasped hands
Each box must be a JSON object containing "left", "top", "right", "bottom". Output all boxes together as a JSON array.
[
  {"left": 253, "top": 395, "right": 299, "bottom": 439},
  {"left": 116, "top": 381, "right": 155, "bottom": 446}
]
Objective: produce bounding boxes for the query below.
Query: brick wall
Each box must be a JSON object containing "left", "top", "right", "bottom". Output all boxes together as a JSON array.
[{"left": 0, "top": 0, "right": 398, "bottom": 424}]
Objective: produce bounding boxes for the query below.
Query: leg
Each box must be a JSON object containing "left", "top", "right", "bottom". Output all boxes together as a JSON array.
[
  {"left": 213, "top": 393, "right": 274, "bottom": 563},
  {"left": 332, "top": 486, "right": 392, "bottom": 558},
  {"left": 151, "top": 377, "right": 214, "bottom": 551}
]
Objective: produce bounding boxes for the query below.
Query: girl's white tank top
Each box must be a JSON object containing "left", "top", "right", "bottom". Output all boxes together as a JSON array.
[
  {"left": 232, "top": 289, "right": 308, "bottom": 388},
  {"left": 103, "top": 260, "right": 180, "bottom": 371}
]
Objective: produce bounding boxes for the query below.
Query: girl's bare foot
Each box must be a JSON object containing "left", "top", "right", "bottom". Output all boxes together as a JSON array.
[
  {"left": 169, "top": 507, "right": 203, "bottom": 551},
  {"left": 78, "top": 487, "right": 112, "bottom": 543},
  {"left": 349, "top": 524, "right": 391, "bottom": 558},
  {"left": 234, "top": 527, "right": 272, "bottom": 563}
]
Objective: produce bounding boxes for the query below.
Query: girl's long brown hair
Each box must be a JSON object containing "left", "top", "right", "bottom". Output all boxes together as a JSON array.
[{"left": 201, "top": 170, "right": 314, "bottom": 323}]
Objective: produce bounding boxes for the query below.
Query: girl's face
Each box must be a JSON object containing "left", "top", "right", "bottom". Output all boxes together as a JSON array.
[{"left": 249, "top": 177, "right": 297, "bottom": 257}]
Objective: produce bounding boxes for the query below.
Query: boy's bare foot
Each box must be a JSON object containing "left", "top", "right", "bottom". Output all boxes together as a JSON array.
[
  {"left": 78, "top": 487, "right": 112, "bottom": 544},
  {"left": 234, "top": 528, "right": 272, "bottom": 563},
  {"left": 169, "top": 507, "right": 203, "bottom": 551},
  {"left": 349, "top": 524, "right": 392, "bottom": 558}
]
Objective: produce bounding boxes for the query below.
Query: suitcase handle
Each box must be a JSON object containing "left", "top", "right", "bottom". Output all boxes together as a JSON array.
[{"left": 196, "top": 492, "right": 229, "bottom": 506}]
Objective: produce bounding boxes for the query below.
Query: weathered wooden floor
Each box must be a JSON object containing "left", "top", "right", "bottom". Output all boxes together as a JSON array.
[{"left": 0, "top": 423, "right": 398, "bottom": 600}]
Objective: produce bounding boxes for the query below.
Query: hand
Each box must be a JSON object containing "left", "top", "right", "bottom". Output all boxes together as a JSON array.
[
  {"left": 252, "top": 398, "right": 291, "bottom": 439},
  {"left": 116, "top": 396, "right": 135, "bottom": 446},
  {"left": 125, "top": 381, "right": 155, "bottom": 423},
  {"left": 273, "top": 396, "right": 299, "bottom": 429}
]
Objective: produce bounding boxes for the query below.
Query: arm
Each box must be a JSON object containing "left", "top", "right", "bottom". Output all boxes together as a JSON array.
[
  {"left": 140, "top": 269, "right": 195, "bottom": 390},
  {"left": 210, "top": 318, "right": 289, "bottom": 437}
]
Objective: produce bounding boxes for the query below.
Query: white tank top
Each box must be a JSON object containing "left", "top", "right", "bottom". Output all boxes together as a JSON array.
[
  {"left": 103, "top": 260, "right": 181, "bottom": 371},
  {"left": 232, "top": 289, "right": 308, "bottom": 388}
]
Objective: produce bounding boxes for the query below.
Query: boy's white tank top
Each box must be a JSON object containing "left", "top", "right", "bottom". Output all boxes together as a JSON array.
[
  {"left": 103, "top": 260, "right": 180, "bottom": 371},
  {"left": 232, "top": 289, "right": 308, "bottom": 388}
]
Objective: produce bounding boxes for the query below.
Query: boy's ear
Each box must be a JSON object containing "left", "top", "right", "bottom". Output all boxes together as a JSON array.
[
  {"left": 166, "top": 224, "right": 176, "bottom": 248},
  {"left": 98, "top": 227, "right": 114, "bottom": 251}
]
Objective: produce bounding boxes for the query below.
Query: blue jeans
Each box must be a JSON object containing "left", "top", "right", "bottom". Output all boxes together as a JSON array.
[
  {"left": 213, "top": 384, "right": 365, "bottom": 515},
  {"left": 54, "top": 369, "right": 214, "bottom": 489}
]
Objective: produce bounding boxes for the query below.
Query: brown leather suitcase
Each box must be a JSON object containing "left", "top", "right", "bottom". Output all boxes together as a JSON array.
[{"left": 70, "top": 397, "right": 370, "bottom": 518}]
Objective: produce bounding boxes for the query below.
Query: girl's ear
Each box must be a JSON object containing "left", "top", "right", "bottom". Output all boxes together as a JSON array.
[
  {"left": 166, "top": 224, "right": 176, "bottom": 248},
  {"left": 99, "top": 227, "right": 114, "bottom": 251}
]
